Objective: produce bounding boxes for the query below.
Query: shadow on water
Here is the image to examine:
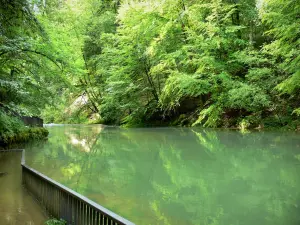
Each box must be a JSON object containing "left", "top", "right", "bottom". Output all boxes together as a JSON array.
[
  {"left": 0, "top": 152, "right": 46, "bottom": 225},
  {"left": 21, "top": 125, "right": 300, "bottom": 225}
]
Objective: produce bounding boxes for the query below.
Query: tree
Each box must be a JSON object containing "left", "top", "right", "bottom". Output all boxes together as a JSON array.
[
  {"left": 2, "top": 0, "right": 298, "bottom": 129},
  {"left": 262, "top": 0, "right": 300, "bottom": 117}
]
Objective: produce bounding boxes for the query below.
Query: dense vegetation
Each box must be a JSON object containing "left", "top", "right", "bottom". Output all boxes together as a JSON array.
[
  {"left": 0, "top": 0, "right": 54, "bottom": 144},
  {"left": 0, "top": 0, "right": 299, "bottom": 129}
]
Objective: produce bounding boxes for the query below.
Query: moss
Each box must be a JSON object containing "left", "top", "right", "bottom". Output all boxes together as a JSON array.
[
  {"left": 0, "top": 127, "right": 49, "bottom": 145},
  {"left": 0, "top": 110, "right": 49, "bottom": 145},
  {"left": 45, "top": 219, "right": 66, "bottom": 225}
]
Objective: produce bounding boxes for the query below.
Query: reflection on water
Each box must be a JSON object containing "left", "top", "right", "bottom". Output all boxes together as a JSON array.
[
  {"left": 24, "top": 125, "right": 300, "bottom": 225},
  {"left": 0, "top": 152, "right": 46, "bottom": 225}
]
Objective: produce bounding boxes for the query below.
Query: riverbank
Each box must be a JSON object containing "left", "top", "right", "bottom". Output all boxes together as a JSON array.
[
  {"left": 86, "top": 116, "right": 300, "bottom": 132},
  {"left": 44, "top": 106, "right": 300, "bottom": 131},
  {"left": 0, "top": 127, "right": 49, "bottom": 146},
  {"left": 0, "top": 110, "right": 48, "bottom": 146}
]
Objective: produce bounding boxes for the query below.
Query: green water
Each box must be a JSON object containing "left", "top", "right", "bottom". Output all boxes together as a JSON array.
[{"left": 24, "top": 125, "right": 300, "bottom": 225}]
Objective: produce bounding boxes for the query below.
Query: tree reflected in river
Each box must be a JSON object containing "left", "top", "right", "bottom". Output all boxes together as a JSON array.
[{"left": 24, "top": 126, "right": 300, "bottom": 225}]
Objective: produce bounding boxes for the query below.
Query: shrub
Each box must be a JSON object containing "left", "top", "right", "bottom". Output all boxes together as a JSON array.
[{"left": 45, "top": 219, "right": 66, "bottom": 225}]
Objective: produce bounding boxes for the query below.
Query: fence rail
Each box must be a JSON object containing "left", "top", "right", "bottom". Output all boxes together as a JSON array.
[{"left": 1, "top": 149, "right": 134, "bottom": 225}]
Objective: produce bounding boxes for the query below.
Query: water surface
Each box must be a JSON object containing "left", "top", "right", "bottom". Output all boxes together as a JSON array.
[{"left": 25, "top": 125, "right": 300, "bottom": 225}]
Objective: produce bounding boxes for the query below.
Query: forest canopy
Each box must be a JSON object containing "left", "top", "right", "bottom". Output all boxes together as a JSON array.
[{"left": 0, "top": 0, "right": 299, "bottom": 129}]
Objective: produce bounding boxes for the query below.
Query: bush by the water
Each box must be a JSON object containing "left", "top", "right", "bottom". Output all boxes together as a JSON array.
[
  {"left": 0, "top": 127, "right": 49, "bottom": 145},
  {"left": 45, "top": 219, "right": 66, "bottom": 225},
  {"left": 0, "top": 110, "right": 48, "bottom": 145}
]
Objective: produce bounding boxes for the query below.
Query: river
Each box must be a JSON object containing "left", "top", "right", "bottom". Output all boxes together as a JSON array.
[{"left": 23, "top": 125, "right": 300, "bottom": 225}]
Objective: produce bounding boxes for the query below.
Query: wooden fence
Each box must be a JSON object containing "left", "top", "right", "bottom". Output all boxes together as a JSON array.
[{"left": 1, "top": 149, "right": 135, "bottom": 225}]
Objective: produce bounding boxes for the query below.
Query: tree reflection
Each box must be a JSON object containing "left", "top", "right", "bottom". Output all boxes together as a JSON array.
[{"left": 22, "top": 126, "right": 300, "bottom": 225}]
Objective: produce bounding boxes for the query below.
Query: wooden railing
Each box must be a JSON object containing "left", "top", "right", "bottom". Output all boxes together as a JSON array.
[{"left": 1, "top": 149, "right": 135, "bottom": 225}]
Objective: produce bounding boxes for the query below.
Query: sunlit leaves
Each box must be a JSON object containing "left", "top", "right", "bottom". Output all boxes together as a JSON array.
[
  {"left": 10, "top": 0, "right": 298, "bottom": 128},
  {"left": 227, "top": 83, "right": 270, "bottom": 111},
  {"left": 262, "top": 0, "right": 300, "bottom": 95},
  {"left": 160, "top": 73, "right": 210, "bottom": 111},
  {"left": 0, "top": 0, "right": 64, "bottom": 121}
]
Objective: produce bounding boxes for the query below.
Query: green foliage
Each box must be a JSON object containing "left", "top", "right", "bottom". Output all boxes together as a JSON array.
[
  {"left": 0, "top": 110, "right": 25, "bottom": 135},
  {"left": 0, "top": 0, "right": 64, "bottom": 120},
  {"left": 160, "top": 73, "right": 210, "bottom": 111},
  {"left": 293, "top": 108, "right": 300, "bottom": 117},
  {"left": 193, "top": 104, "right": 224, "bottom": 128},
  {"left": 72, "top": 0, "right": 296, "bottom": 129},
  {"left": 0, "top": 109, "right": 49, "bottom": 145},
  {"left": 260, "top": 0, "right": 300, "bottom": 125},
  {"left": 45, "top": 219, "right": 66, "bottom": 225},
  {"left": 1, "top": 0, "right": 299, "bottom": 129},
  {"left": 227, "top": 83, "right": 270, "bottom": 111},
  {"left": 262, "top": 0, "right": 300, "bottom": 95}
]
